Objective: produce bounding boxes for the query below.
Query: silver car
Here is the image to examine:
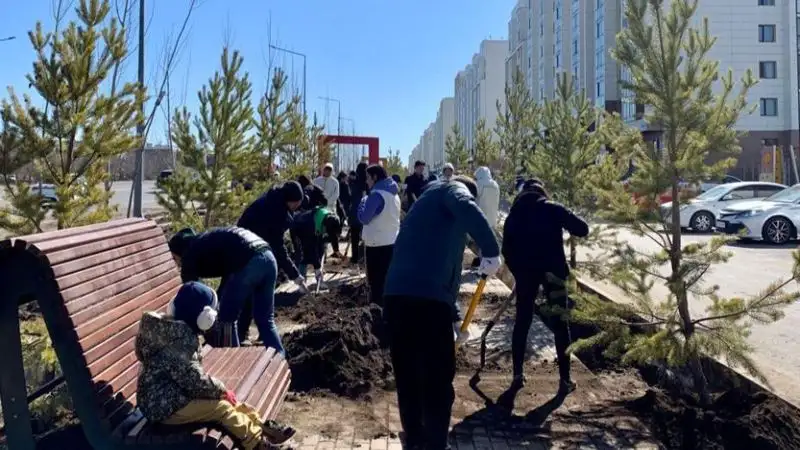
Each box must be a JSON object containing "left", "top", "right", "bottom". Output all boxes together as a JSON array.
[{"left": 717, "top": 184, "right": 800, "bottom": 244}]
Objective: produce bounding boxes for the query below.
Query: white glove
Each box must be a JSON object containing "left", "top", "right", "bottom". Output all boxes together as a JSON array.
[
  {"left": 478, "top": 256, "right": 502, "bottom": 277},
  {"left": 453, "top": 322, "right": 471, "bottom": 347},
  {"left": 294, "top": 277, "right": 309, "bottom": 294}
]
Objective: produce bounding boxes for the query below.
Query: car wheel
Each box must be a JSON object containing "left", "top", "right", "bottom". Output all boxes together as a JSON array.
[
  {"left": 762, "top": 217, "right": 793, "bottom": 245},
  {"left": 690, "top": 211, "right": 715, "bottom": 232}
]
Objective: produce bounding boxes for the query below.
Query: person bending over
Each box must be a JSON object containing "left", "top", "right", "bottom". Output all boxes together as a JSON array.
[{"left": 292, "top": 205, "right": 343, "bottom": 289}]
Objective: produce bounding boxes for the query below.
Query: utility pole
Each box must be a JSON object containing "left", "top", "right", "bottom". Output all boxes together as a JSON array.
[
  {"left": 318, "top": 96, "right": 341, "bottom": 168},
  {"left": 269, "top": 45, "right": 307, "bottom": 117},
  {"left": 132, "top": 0, "right": 145, "bottom": 217}
]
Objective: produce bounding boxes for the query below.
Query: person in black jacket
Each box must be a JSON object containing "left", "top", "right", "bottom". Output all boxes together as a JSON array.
[
  {"left": 502, "top": 182, "right": 589, "bottom": 395},
  {"left": 238, "top": 181, "right": 308, "bottom": 291},
  {"left": 337, "top": 171, "right": 351, "bottom": 220},
  {"left": 167, "top": 227, "right": 286, "bottom": 354},
  {"left": 403, "top": 160, "right": 426, "bottom": 210},
  {"left": 348, "top": 162, "right": 368, "bottom": 264}
]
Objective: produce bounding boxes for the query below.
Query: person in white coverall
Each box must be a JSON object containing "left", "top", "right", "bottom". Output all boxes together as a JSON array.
[
  {"left": 472, "top": 166, "right": 501, "bottom": 267},
  {"left": 313, "top": 162, "right": 340, "bottom": 212},
  {"left": 442, "top": 162, "right": 455, "bottom": 181}
]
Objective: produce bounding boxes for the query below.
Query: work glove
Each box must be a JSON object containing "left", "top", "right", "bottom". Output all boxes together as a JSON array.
[
  {"left": 222, "top": 389, "right": 238, "bottom": 406},
  {"left": 478, "top": 256, "right": 502, "bottom": 277},
  {"left": 294, "top": 277, "right": 309, "bottom": 294},
  {"left": 453, "top": 322, "right": 471, "bottom": 347}
]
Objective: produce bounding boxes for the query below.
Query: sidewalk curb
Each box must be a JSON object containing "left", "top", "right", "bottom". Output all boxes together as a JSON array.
[{"left": 575, "top": 275, "right": 800, "bottom": 413}]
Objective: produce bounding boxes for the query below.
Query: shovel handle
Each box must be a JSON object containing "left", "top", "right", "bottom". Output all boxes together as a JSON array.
[{"left": 460, "top": 275, "right": 487, "bottom": 333}]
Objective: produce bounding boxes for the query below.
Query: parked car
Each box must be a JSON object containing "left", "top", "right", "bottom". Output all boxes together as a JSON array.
[
  {"left": 660, "top": 181, "right": 787, "bottom": 232},
  {"left": 717, "top": 184, "right": 800, "bottom": 244},
  {"left": 156, "top": 169, "right": 173, "bottom": 188},
  {"left": 30, "top": 183, "right": 58, "bottom": 203}
]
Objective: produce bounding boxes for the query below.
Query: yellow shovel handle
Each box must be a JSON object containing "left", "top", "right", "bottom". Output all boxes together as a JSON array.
[{"left": 460, "top": 275, "right": 487, "bottom": 333}]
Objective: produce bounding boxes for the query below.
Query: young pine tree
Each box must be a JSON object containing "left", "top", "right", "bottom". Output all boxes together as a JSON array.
[
  {"left": 472, "top": 118, "right": 500, "bottom": 169},
  {"left": 495, "top": 69, "right": 540, "bottom": 200},
  {"left": 529, "top": 72, "right": 609, "bottom": 268},
  {"left": 0, "top": 0, "right": 143, "bottom": 233},
  {"left": 255, "top": 69, "right": 303, "bottom": 181},
  {"left": 384, "top": 148, "right": 406, "bottom": 178},
  {"left": 445, "top": 123, "right": 469, "bottom": 172},
  {"left": 570, "top": 0, "right": 800, "bottom": 403},
  {"left": 157, "top": 47, "right": 256, "bottom": 230}
]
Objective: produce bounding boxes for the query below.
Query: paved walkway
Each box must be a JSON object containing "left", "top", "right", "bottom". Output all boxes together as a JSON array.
[{"left": 273, "top": 245, "right": 662, "bottom": 449}]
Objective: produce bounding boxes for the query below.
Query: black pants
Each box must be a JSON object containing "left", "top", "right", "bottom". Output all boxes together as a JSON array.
[
  {"left": 365, "top": 244, "right": 394, "bottom": 306},
  {"left": 386, "top": 296, "right": 454, "bottom": 450},
  {"left": 511, "top": 271, "right": 573, "bottom": 382},
  {"left": 349, "top": 222, "right": 363, "bottom": 263}
]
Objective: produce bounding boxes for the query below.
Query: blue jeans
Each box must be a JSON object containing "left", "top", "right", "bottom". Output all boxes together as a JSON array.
[{"left": 218, "top": 250, "right": 284, "bottom": 355}]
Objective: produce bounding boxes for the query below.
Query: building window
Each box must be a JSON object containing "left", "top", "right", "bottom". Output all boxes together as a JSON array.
[
  {"left": 760, "top": 98, "right": 778, "bottom": 116},
  {"left": 596, "top": 22, "right": 602, "bottom": 38},
  {"left": 762, "top": 138, "right": 779, "bottom": 146},
  {"left": 573, "top": 40, "right": 578, "bottom": 55},
  {"left": 758, "top": 24, "right": 776, "bottom": 42},
  {"left": 759, "top": 61, "right": 777, "bottom": 79},
  {"left": 596, "top": 82, "right": 602, "bottom": 97},
  {"left": 758, "top": 0, "right": 775, "bottom": 5}
]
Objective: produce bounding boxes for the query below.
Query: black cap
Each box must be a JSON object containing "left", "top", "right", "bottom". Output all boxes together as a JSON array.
[{"left": 283, "top": 181, "right": 304, "bottom": 202}]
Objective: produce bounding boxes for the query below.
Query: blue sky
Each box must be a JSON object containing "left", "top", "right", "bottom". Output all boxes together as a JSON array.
[{"left": 0, "top": 0, "right": 514, "bottom": 164}]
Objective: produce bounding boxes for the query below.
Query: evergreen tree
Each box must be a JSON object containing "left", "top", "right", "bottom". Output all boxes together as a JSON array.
[
  {"left": 157, "top": 47, "right": 258, "bottom": 230},
  {"left": 570, "top": 0, "right": 800, "bottom": 403},
  {"left": 444, "top": 123, "right": 469, "bottom": 171},
  {"left": 529, "top": 72, "right": 609, "bottom": 267},
  {"left": 495, "top": 69, "right": 540, "bottom": 199},
  {"left": 255, "top": 69, "right": 303, "bottom": 181},
  {"left": 472, "top": 118, "right": 499, "bottom": 169},
  {"left": 0, "top": 0, "right": 143, "bottom": 233},
  {"left": 383, "top": 148, "right": 406, "bottom": 178}
]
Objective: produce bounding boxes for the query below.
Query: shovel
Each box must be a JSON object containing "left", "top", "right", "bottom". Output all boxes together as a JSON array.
[
  {"left": 314, "top": 251, "right": 326, "bottom": 295},
  {"left": 456, "top": 274, "right": 488, "bottom": 349},
  {"left": 479, "top": 284, "right": 516, "bottom": 369}
]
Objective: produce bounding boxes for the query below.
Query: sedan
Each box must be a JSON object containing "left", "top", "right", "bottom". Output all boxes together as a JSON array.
[
  {"left": 717, "top": 184, "right": 800, "bottom": 244},
  {"left": 660, "top": 181, "right": 787, "bottom": 232}
]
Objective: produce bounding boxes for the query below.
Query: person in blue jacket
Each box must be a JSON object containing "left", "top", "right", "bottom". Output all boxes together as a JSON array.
[
  {"left": 383, "top": 176, "right": 502, "bottom": 450},
  {"left": 502, "top": 181, "right": 588, "bottom": 395},
  {"left": 357, "top": 165, "right": 401, "bottom": 306},
  {"left": 167, "top": 227, "right": 285, "bottom": 354}
]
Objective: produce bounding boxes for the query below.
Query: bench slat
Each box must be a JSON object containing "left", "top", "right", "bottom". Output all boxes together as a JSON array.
[
  {"left": 47, "top": 228, "right": 164, "bottom": 267},
  {"left": 56, "top": 239, "right": 169, "bottom": 290},
  {"left": 31, "top": 221, "right": 157, "bottom": 254},
  {"left": 15, "top": 218, "right": 146, "bottom": 245}
]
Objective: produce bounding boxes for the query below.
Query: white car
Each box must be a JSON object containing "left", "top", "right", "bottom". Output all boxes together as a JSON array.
[
  {"left": 717, "top": 184, "right": 800, "bottom": 244},
  {"left": 660, "top": 181, "right": 786, "bottom": 232}
]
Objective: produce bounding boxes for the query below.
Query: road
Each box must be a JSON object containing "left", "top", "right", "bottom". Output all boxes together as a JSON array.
[
  {"left": 0, "top": 180, "right": 161, "bottom": 213},
  {"left": 577, "top": 228, "right": 800, "bottom": 407}
]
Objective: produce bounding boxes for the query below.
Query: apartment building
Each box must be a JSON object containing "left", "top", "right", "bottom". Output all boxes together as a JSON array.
[
  {"left": 432, "top": 98, "right": 455, "bottom": 170},
  {"left": 507, "top": 0, "right": 531, "bottom": 87},
  {"left": 454, "top": 39, "right": 509, "bottom": 151},
  {"left": 523, "top": 0, "right": 798, "bottom": 178}
]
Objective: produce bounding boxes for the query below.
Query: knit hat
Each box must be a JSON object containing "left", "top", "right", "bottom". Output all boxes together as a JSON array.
[
  {"left": 283, "top": 181, "right": 304, "bottom": 202},
  {"left": 443, "top": 163, "right": 454, "bottom": 172},
  {"left": 167, "top": 281, "right": 219, "bottom": 333},
  {"left": 168, "top": 228, "right": 197, "bottom": 257}
]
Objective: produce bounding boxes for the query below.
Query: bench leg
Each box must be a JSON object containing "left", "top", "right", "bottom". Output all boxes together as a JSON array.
[{"left": 0, "top": 298, "right": 36, "bottom": 450}]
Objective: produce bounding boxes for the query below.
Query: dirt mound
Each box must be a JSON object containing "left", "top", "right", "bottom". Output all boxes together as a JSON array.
[
  {"left": 630, "top": 388, "right": 800, "bottom": 450},
  {"left": 277, "top": 281, "right": 370, "bottom": 323},
  {"left": 284, "top": 301, "right": 392, "bottom": 399}
]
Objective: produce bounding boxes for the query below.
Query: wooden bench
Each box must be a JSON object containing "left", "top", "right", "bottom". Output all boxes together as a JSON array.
[{"left": 0, "top": 218, "right": 291, "bottom": 450}]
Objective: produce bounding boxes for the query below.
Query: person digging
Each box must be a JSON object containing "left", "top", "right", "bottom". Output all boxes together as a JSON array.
[
  {"left": 135, "top": 281, "right": 295, "bottom": 448},
  {"left": 291, "top": 203, "right": 343, "bottom": 290},
  {"left": 502, "top": 181, "right": 589, "bottom": 395},
  {"left": 383, "top": 175, "right": 502, "bottom": 450}
]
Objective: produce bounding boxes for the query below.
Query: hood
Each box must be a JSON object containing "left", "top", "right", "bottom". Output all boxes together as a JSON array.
[
  {"left": 373, "top": 177, "right": 399, "bottom": 195},
  {"left": 722, "top": 199, "right": 779, "bottom": 213},
  {"left": 511, "top": 189, "right": 547, "bottom": 212},
  {"left": 135, "top": 312, "right": 199, "bottom": 363},
  {"left": 474, "top": 166, "right": 492, "bottom": 182}
]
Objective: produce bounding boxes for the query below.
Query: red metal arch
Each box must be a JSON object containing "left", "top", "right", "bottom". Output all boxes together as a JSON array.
[{"left": 317, "top": 134, "right": 379, "bottom": 168}]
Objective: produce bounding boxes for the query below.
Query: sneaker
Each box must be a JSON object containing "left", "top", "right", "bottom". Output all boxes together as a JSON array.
[
  {"left": 262, "top": 419, "right": 296, "bottom": 445},
  {"left": 559, "top": 380, "right": 577, "bottom": 395}
]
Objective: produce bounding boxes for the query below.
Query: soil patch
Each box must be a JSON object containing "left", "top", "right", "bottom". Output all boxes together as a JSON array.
[
  {"left": 277, "top": 281, "right": 370, "bottom": 323},
  {"left": 282, "top": 281, "right": 392, "bottom": 399},
  {"left": 565, "top": 293, "right": 800, "bottom": 450}
]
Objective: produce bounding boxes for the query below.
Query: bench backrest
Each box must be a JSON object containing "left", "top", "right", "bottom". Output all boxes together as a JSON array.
[{"left": 1, "top": 218, "right": 181, "bottom": 448}]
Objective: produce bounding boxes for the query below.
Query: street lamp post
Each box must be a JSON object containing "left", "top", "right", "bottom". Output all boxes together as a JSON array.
[
  {"left": 318, "top": 96, "right": 341, "bottom": 168},
  {"left": 269, "top": 45, "right": 307, "bottom": 117}
]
